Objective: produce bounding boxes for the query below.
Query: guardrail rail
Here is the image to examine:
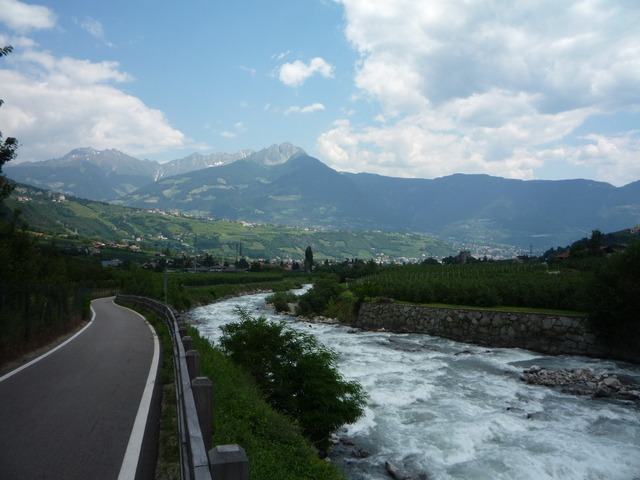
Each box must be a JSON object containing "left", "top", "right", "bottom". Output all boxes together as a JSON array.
[{"left": 117, "top": 295, "right": 248, "bottom": 480}]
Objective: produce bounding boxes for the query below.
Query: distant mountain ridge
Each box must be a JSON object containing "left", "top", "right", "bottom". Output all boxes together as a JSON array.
[
  {"left": 5, "top": 143, "right": 304, "bottom": 200},
  {"left": 6, "top": 143, "right": 640, "bottom": 250}
]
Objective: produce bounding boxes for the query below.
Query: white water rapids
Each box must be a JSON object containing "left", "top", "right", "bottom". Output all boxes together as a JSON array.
[{"left": 189, "top": 289, "right": 640, "bottom": 480}]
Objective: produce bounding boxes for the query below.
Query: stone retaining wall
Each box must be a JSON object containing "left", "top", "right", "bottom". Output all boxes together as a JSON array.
[{"left": 354, "top": 303, "right": 617, "bottom": 358}]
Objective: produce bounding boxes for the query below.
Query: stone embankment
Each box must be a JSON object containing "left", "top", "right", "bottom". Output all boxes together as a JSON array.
[{"left": 354, "top": 302, "right": 633, "bottom": 360}]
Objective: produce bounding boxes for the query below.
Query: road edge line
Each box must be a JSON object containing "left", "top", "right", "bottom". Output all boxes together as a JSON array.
[
  {"left": 0, "top": 304, "right": 96, "bottom": 383},
  {"left": 117, "top": 304, "right": 161, "bottom": 480}
]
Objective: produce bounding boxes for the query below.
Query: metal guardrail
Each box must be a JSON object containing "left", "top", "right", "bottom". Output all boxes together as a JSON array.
[{"left": 116, "top": 295, "right": 248, "bottom": 480}]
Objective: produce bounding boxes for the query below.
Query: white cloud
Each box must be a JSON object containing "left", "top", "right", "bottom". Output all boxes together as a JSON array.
[
  {"left": 278, "top": 57, "right": 334, "bottom": 87},
  {"left": 240, "top": 65, "right": 256, "bottom": 76},
  {"left": 0, "top": 0, "right": 56, "bottom": 32},
  {"left": 0, "top": 48, "right": 185, "bottom": 161},
  {"left": 78, "top": 16, "right": 112, "bottom": 46},
  {"left": 272, "top": 50, "right": 290, "bottom": 61},
  {"left": 220, "top": 122, "right": 246, "bottom": 139},
  {"left": 565, "top": 132, "right": 640, "bottom": 186},
  {"left": 284, "top": 103, "right": 326, "bottom": 115},
  {"left": 323, "top": 0, "right": 640, "bottom": 185}
]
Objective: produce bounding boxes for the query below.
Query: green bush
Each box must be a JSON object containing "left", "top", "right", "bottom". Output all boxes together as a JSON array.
[
  {"left": 265, "top": 291, "right": 298, "bottom": 313},
  {"left": 325, "top": 290, "right": 359, "bottom": 323},
  {"left": 296, "top": 275, "right": 343, "bottom": 317},
  {"left": 190, "top": 329, "right": 344, "bottom": 480},
  {"left": 218, "top": 307, "right": 367, "bottom": 451}
]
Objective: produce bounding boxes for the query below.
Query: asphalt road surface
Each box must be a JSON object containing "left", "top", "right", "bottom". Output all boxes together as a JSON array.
[{"left": 0, "top": 297, "right": 160, "bottom": 480}]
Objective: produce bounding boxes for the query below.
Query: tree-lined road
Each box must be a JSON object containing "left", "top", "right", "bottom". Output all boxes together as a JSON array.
[{"left": 0, "top": 297, "right": 159, "bottom": 480}]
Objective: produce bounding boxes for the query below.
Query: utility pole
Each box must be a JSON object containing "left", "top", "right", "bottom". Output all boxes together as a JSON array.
[
  {"left": 164, "top": 262, "right": 168, "bottom": 304},
  {"left": 193, "top": 234, "right": 198, "bottom": 273}
]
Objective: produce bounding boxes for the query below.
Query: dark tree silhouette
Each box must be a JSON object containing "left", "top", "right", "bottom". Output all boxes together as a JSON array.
[
  {"left": 304, "top": 245, "right": 313, "bottom": 272},
  {"left": 0, "top": 45, "right": 18, "bottom": 204}
]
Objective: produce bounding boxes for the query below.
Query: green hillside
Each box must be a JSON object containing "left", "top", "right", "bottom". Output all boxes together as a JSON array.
[{"left": 4, "top": 184, "right": 456, "bottom": 261}]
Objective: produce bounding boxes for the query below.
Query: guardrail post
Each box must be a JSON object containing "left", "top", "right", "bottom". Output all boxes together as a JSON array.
[
  {"left": 192, "top": 377, "right": 213, "bottom": 452},
  {"left": 182, "top": 335, "right": 193, "bottom": 351},
  {"left": 178, "top": 323, "right": 187, "bottom": 340},
  {"left": 185, "top": 349, "right": 200, "bottom": 379},
  {"left": 208, "top": 445, "right": 249, "bottom": 480}
]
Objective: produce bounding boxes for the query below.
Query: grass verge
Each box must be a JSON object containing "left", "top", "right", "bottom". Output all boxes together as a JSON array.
[{"left": 190, "top": 328, "right": 344, "bottom": 480}]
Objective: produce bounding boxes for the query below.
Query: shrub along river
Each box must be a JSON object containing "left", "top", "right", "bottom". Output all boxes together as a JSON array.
[{"left": 189, "top": 288, "right": 640, "bottom": 480}]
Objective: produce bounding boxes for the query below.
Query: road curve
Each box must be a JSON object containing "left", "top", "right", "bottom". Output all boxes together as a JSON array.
[{"left": 0, "top": 297, "right": 160, "bottom": 480}]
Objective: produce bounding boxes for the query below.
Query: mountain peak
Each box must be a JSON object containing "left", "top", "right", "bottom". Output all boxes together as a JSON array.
[{"left": 249, "top": 142, "right": 306, "bottom": 165}]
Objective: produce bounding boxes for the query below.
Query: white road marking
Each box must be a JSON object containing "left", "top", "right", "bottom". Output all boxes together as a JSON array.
[
  {"left": 0, "top": 305, "right": 96, "bottom": 383},
  {"left": 117, "top": 303, "right": 161, "bottom": 480}
]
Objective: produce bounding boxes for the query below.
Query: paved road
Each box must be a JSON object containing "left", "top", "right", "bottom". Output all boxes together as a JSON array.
[{"left": 0, "top": 297, "right": 160, "bottom": 480}]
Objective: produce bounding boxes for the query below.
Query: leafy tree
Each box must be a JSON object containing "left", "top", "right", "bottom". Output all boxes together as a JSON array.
[
  {"left": 304, "top": 245, "right": 314, "bottom": 272},
  {"left": 351, "top": 281, "right": 381, "bottom": 302},
  {"left": 248, "top": 260, "right": 261, "bottom": 272},
  {"left": 587, "top": 229, "right": 604, "bottom": 256},
  {"left": 201, "top": 253, "right": 215, "bottom": 267},
  {"left": 0, "top": 46, "right": 18, "bottom": 204},
  {"left": 219, "top": 307, "right": 368, "bottom": 451},
  {"left": 421, "top": 257, "right": 440, "bottom": 265},
  {"left": 588, "top": 240, "right": 640, "bottom": 355},
  {"left": 236, "top": 257, "right": 249, "bottom": 269}
]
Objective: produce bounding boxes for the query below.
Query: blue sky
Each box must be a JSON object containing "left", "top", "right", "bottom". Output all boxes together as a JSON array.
[{"left": 1, "top": 0, "right": 639, "bottom": 186}]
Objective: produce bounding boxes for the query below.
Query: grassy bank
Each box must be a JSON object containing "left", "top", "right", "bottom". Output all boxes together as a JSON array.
[{"left": 190, "top": 328, "right": 344, "bottom": 480}]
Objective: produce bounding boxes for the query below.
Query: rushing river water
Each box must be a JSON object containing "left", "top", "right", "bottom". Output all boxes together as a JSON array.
[{"left": 189, "top": 289, "right": 640, "bottom": 480}]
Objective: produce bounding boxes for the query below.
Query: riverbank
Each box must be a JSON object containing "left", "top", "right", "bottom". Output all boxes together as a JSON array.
[
  {"left": 354, "top": 302, "right": 639, "bottom": 363},
  {"left": 189, "top": 292, "right": 640, "bottom": 480}
]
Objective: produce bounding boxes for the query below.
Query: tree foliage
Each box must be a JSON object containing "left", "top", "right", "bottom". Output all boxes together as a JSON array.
[
  {"left": 304, "top": 245, "right": 313, "bottom": 272},
  {"left": 296, "top": 275, "right": 344, "bottom": 317},
  {"left": 588, "top": 240, "right": 640, "bottom": 355},
  {"left": 0, "top": 45, "right": 17, "bottom": 204},
  {"left": 219, "top": 307, "right": 368, "bottom": 450}
]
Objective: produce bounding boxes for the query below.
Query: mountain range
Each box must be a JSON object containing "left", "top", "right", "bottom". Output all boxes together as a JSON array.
[
  {"left": 4, "top": 143, "right": 302, "bottom": 201},
  {"left": 6, "top": 143, "right": 640, "bottom": 250}
]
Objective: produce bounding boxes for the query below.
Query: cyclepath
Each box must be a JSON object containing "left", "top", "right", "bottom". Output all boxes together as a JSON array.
[{"left": 0, "top": 297, "right": 160, "bottom": 480}]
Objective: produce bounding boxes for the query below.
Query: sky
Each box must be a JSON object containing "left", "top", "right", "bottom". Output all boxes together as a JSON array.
[{"left": 0, "top": 0, "right": 639, "bottom": 186}]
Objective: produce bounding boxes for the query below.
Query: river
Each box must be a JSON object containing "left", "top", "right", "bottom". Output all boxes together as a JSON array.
[{"left": 189, "top": 289, "right": 640, "bottom": 480}]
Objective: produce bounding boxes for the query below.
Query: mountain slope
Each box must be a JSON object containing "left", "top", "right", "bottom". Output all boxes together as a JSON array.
[
  {"left": 118, "top": 155, "right": 640, "bottom": 249},
  {"left": 118, "top": 152, "right": 399, "bottom": 230},
  {"left": 4, "top": 183, "right": 457, "bottom": 260},
  {"left": 4, "top": 148, "right": 158, "bottom": 200},
  {"left": 5, "top": 143, "right": 303, "bottom": 201},
  {"left": 6, "top": 143, "right": 639, "bottom": 250}
]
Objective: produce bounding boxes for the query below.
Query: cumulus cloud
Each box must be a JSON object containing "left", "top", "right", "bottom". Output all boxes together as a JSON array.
[
  {"left": 284, "top": 103, "right": 326, "bottom": 115},
  {"left": 278, "top": 57, "right": 334, "bottom": 87},
  {"left": 564, "top": 132, "right": 640, "bottom": 186},
  {"left": 0, "top": 48, "right": 185, "bottom": 161},
  {"left": 0, "top": 0, "right": 56, "bottom": 32},
  {"left": 321, "top": 0, "right": 640, "bottom": 185}
]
